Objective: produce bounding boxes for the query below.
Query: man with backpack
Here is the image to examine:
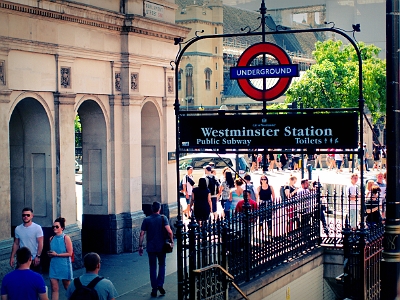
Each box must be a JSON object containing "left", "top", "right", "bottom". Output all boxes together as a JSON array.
[{"left": 66, "top": 252, "right": 118, "bottom": 300}]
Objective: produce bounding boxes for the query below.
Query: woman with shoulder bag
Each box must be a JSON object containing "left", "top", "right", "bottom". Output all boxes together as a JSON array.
[
  {"left": 219, "top": 168, "right": 234, "bottom": 219},
  {"left": 47, "top": 217, "right": 73, "bottom": 300}
]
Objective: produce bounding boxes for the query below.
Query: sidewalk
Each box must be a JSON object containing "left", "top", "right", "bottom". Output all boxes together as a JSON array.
[{"left": 43, "top": 250, "right": 178, "bottom": 299}]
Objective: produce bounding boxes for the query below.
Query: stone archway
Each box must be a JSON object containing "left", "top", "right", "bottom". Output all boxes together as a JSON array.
[
  {"left": 9, "top": 97, "right": 52, "bottom": 228},
  {"left": 77, "top": 100, "right": 108, "bottom": 253},
  {"left": 141, "top": 101, "right": 161, "bottom": 215},
  {"left": 9, "top": 97, "right": 53, "bottom": 270}
]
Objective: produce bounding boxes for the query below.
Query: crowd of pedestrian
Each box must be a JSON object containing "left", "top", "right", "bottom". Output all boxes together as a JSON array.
[
  {"left": 247, "top": 145, "right": 387, "bottom": 174},
  {"left": 2, "top": 208, "right": 119, "bottom": 300}
]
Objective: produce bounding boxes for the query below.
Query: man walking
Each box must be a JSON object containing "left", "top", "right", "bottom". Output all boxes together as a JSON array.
[
  {"left": 10, "top": 207, "right": 43, "bottom": 273},
  {"left": 182, "top": 165, "right": 195, "bottom": 217},
  {"left": 204, "top": 165, "right": 220, "bottom": 218},
  {"left": 1, "top": 247, "right": 48, "bottom": 300},
  {"left": 66, "top": 252, "right": 118, "bottom": 300},
  {"left": 139, "top": 202, "right": 174, "bottom": 297}
]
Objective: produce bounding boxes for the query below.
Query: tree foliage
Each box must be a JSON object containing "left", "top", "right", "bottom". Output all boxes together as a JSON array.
[{"left": 286, "top": 40, "right": 386, "bottom": 123}]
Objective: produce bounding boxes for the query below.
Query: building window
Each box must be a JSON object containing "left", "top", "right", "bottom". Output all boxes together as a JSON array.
[
  {"left": 186, "top": 64, "right": 193, "bottom": 98},
  {"left": 178, "top": 69, "right": 183, "bottom": 90},
  {"left": 216, "top": 97, "right": 218, "bottom": 105},
  {"left": 216, "top": 63, "right": 218, "bottom": 70},
  {"left": 216, "top": 82, "right": 218, "bottom": 89},
  {"left": 215, "top": 27, "right": 217, "bottom": 34},
  {"left": 205, "top": 68, "right": 212, "bottom": 90},
  {"left": 215, "top": 47, "right": 218, "bottom": 54}
]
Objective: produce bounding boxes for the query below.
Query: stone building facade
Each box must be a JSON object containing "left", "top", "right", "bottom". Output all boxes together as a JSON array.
[
  {"left": 0, "top": 0, "right": 189, "bottom": 277},
  {"left": 175, "top": 0, "right": 225, "bottom": 109}
]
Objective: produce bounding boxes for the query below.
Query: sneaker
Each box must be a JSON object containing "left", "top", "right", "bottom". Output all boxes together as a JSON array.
[
  {"left": 158, "top": 286, "right": 166, "bottom": 295},
  {"left": 151, "top": 289, "right": 158, "bottom": 297}
]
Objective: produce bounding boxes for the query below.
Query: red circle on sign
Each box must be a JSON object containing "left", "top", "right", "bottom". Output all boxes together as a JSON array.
[{"left": 237, "top": 42, "right": 293, "bottom": 101}]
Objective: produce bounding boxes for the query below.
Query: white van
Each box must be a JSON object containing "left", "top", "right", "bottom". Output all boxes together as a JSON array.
[{"left": 178, "top": 153, "right": 250, "bottom": 185}]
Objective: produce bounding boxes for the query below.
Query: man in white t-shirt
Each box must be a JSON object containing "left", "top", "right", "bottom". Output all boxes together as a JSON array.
[
  {"left": 347, "top": 173, "right": 360, "bottom": 229},
  {"left": 10, "top": 207, "right": 44, "bottom": 273},
  {"left": 182, "top": 166, "right": 194, "bottom": 217}
]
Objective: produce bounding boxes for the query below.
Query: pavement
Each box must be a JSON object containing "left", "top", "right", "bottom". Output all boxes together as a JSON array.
[
  {"left": 43, "top": 250, "right": 179, "bottom": 299},
  {"left": 58, "top": 167, "right": 384, "bottom": 300}
]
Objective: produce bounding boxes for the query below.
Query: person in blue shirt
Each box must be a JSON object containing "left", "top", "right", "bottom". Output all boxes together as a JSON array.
[
  {"left": 1, "top": 247, "right": 48, "bottom": 300},
  {"left": 139, "top": 202, "right": 174, "bottom": 298}
]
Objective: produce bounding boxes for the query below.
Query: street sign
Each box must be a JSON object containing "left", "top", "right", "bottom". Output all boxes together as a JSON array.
[
  {"left": 231, "top": 42, "right": 299, "bottom": 101},
  {"left": 179, "top": 113, "right": 358, "bottom": 149}
]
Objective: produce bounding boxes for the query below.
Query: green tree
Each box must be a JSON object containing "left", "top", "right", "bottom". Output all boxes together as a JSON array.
[{"left": 286, "top": 40, "right": 386, "bottom": 123}]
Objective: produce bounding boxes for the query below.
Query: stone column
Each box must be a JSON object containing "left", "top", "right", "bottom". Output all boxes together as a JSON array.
[
  {"left": 54, "top": 92, "right": 82, "bottom": 267},
  {"left": 0, "top": 90, "right": 12, "bottom": 241}
]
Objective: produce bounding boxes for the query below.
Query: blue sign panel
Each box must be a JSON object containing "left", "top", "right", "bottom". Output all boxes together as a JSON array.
[{"left": 230, "top": 65, "right": 299, "bottom": 79}]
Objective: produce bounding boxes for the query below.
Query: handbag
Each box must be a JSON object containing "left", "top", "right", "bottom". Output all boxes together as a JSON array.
[{"left": 161, "top": 215, "right": 173, "bottom": 254}]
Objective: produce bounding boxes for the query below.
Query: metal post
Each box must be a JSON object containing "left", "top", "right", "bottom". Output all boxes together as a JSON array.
[
  {"left": 174, "top": 49, "right": 185, "bottom": 300},
  {"left": 382, "top": 0, "right": 400, "bottom": 298},
  {"left": 242, "top": 182, "right": 251, "bottom": 282}
]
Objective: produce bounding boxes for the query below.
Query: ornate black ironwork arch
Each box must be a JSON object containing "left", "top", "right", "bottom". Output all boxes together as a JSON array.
[{"left": 172, "top": 1, "right": 365, "bottom": 299}]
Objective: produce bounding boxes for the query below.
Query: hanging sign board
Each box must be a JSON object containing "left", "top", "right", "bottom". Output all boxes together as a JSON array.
[
  {"left": 179, "top": 113, "right": 358, "bottom": 149},
  {"left": 230, "top": 42, "right": 299, "bottom": 101}
]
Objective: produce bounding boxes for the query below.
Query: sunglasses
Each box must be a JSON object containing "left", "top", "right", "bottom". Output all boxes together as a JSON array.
[
  {"left": 22, "top": 214, "right": 31, "bottom": 217},
  {"left": 52, "top": 225, "right": 60, "bottom": 229},
  {"left": 261, "top": 178, "right": 267, "bottom": 181}
]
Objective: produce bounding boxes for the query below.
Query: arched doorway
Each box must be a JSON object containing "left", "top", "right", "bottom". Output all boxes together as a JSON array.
[
  {"left": 9, "top": 97, "right": 52, "bottom": 269},
  {"left": 9, "top": 97, "right": 52, "bottom": 227},
  {"left": 77, "top": 100, "right": 108, "bottom": 253},
  {"left": 141, "top": 101, "right": 161, "bottom": 215}
]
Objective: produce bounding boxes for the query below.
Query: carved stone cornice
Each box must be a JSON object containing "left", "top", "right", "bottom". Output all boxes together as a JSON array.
[
  {"left": 176, "top": 19, "right": 223, "bottom": 27},
  {"left": 122, "top": 94, "right": 145, "bottom": 106},
  {"left": 53, "top": 92, "right": 76, "bottom": 105},
  {"left": 163, "top": 96, "right": 175, "bottom": 107},
  {"left": 0, "top": 89, "right": 12, "bottom": 103},
  {"left": 0, "top": 0, "right": 190, "bottom": 41}
]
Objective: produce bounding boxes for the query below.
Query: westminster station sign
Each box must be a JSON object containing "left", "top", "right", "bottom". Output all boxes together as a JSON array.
[{"left": 179, "top": 113, "right": 358, "bottom": 149}]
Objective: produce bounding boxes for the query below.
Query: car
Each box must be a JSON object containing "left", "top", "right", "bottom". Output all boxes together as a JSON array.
[
  {"left": 178, "top": 153, "right": 250, "bottom": 185},
  {"left": 75, "top": 160, "right": 80, "bottom": 172}
]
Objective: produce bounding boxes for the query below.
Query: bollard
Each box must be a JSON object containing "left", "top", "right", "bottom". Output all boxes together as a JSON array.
[{"left": 307, "top": 164, "right": 312, "bottom": 180}]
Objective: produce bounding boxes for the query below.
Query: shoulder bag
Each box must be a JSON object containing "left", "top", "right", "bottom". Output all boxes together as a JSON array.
[{"left": 161, "top": 215, "right": 173, "bottom": 253}]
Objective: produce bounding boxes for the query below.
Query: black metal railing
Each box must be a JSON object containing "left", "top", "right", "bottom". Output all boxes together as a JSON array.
[
  {"left": 179, "top": 190, "right": 321, "bottom": 299},
  {"left": 177, "top": 188, "right": 384, "bottom": 299}
]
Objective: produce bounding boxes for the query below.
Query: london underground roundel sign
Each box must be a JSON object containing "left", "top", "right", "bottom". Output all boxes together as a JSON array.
[{"left": 230, "top": 42, "right": 299, "bottom": 101}]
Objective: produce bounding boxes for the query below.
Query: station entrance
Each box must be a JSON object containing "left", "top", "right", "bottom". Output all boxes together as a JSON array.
[{"left": 173, "top": 1, "right": 382, "bottom": 299}]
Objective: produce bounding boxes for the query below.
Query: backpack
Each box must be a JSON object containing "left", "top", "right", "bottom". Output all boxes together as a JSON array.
[
  {"left": 207, "top": 175, "right": 219, "bottom": 196},
  {"left": 246, "top": 183, "right": 256, "bottom": 201},
  {"left": 179, "top": 175, "right": 194, "bottom": 196},
  {"left": 280, "top": 185, "right": 288, "bottom": 201},
  {"left": 179, "top": 179, "right": 184, "bottom": 195},
  {"left": 70, "top": 276, "right": 104, "bottom": 300}
]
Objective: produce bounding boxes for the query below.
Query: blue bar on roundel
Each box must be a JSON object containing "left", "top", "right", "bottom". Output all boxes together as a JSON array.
[{"left": 230, "top": 64, "right": 299, "bottom": 79}]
